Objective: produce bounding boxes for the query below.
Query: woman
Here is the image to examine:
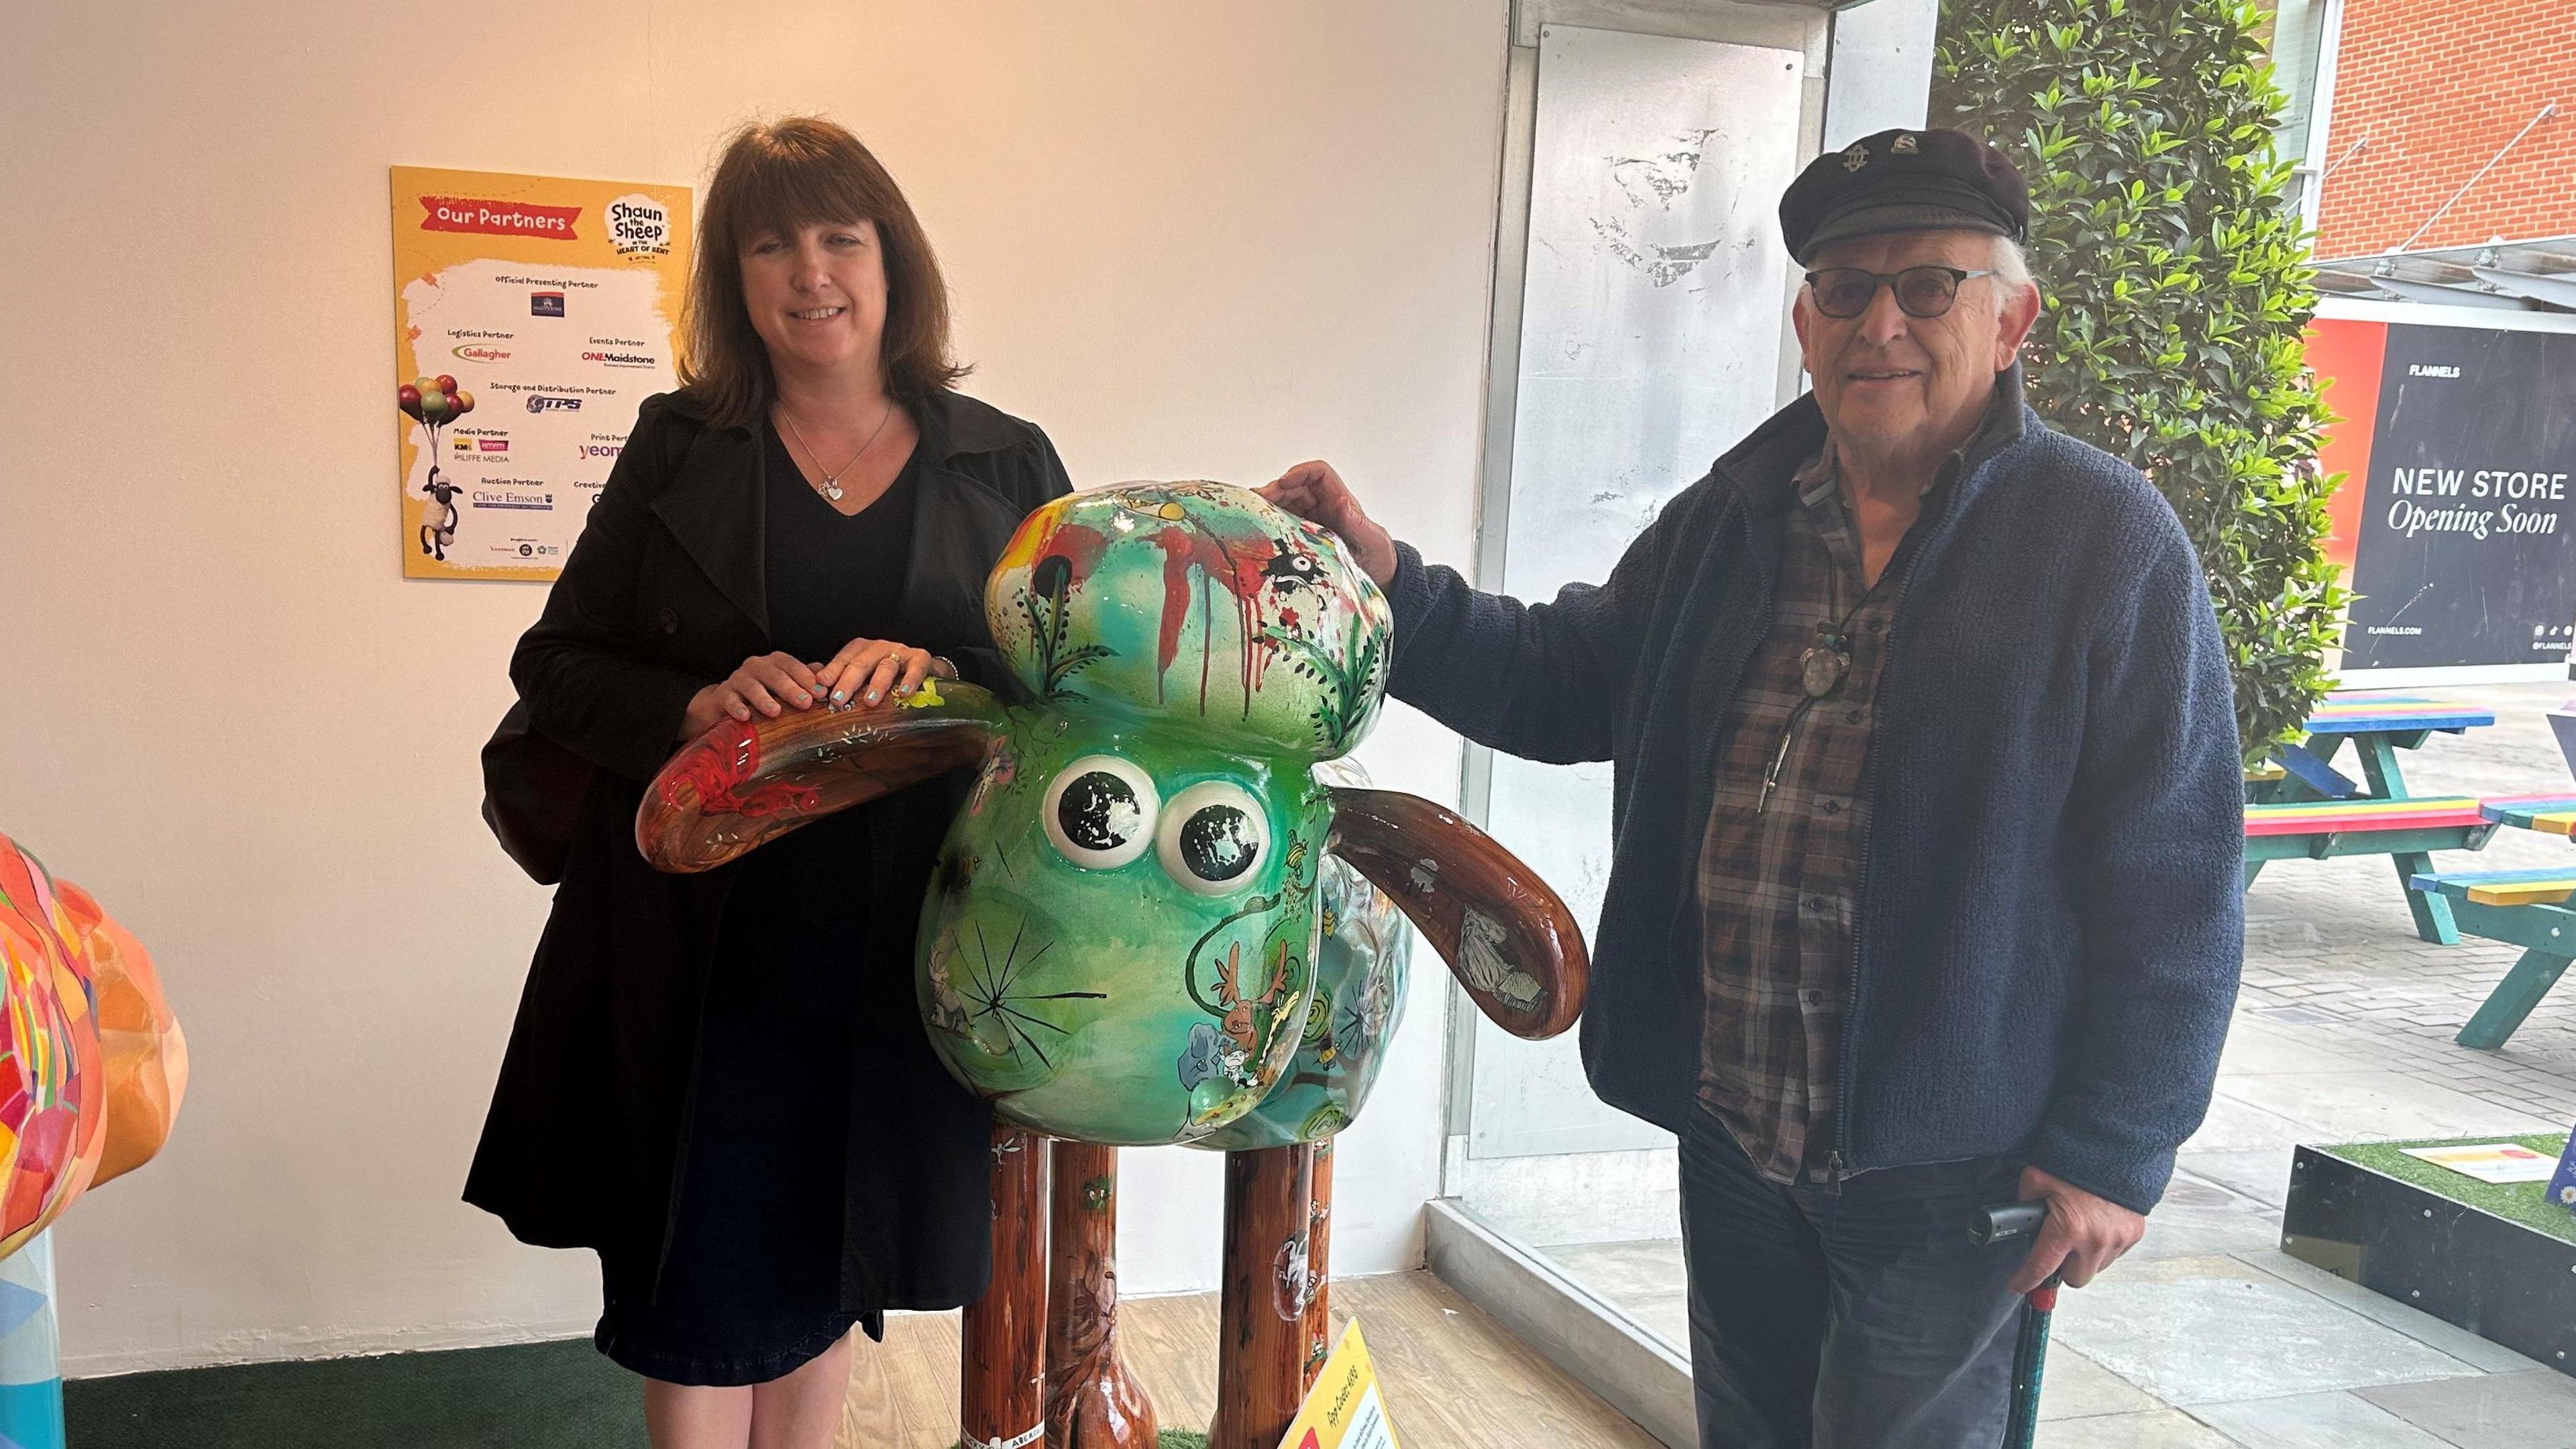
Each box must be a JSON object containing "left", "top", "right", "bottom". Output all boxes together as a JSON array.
[{"left": 466, "top": 117, "right": 1071, "bottom": 1448}]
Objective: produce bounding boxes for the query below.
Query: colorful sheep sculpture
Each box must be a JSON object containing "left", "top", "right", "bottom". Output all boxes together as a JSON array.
[{"left": 640, "top": 482, "right": 1586, "bottom": 1449}]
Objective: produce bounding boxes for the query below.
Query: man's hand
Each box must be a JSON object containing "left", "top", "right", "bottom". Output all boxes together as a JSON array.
[
  {"left": 2008, "top": 1166, "right": 2145, "bottom": 1294},
  {"left": 1259, "top": 461, "right": 1398, "bottom": 588}
]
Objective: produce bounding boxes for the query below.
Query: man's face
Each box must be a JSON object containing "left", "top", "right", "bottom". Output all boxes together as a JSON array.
[{"left": 1793, "top": 229, "right": 2037, "bottom": 455}]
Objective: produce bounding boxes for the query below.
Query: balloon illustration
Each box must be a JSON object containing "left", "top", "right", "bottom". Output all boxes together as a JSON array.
[{"left": 398, "top": 369, "right": 473, "bottom": 563}]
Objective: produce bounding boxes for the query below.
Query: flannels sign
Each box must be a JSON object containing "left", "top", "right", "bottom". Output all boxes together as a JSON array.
[{"left": 2316, "top": 319, "right": 2576, "bottom": 672}]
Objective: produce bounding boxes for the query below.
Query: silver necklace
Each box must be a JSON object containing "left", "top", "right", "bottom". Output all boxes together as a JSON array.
[{"left": 778, "top": 397, "right": 895, "bottom": 503}]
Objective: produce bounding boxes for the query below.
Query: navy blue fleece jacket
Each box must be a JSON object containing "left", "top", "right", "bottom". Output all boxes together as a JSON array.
[{"left": 1385, "top": 374, "right": 2243, "bottom": 1213}]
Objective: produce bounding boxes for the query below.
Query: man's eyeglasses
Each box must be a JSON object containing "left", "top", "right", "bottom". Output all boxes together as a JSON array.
[{"left": 1803, "top": 266, "right": 1994, "bottom": 320}]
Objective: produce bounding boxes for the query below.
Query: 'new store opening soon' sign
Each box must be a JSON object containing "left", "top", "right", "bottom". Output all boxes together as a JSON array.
[{"left": 2315, "top": 313, "right": 2576, "bottom": 675}]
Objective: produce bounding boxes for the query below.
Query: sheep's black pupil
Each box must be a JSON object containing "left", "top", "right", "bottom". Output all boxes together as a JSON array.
[
  {"left": 1180, "top": 805, "right": 1258, "bottom": 881},
  {"left": 1059, "top": 773, "right": 1138, "bottom": 851}
]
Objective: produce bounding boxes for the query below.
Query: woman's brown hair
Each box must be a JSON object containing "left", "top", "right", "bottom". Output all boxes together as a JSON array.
[{"left": 678, "top": 117, "right": 969, "bottom": 429}]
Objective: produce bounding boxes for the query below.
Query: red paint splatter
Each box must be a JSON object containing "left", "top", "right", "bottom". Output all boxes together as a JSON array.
[
  {"left": 1143, "top": 517, "right": 1281, "bottom": 716},
  {"left": 660, "top": 721, "right": 820, "bottom": 818}
]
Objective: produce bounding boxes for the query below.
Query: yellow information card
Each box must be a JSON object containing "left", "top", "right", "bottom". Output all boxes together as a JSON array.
[
  {"left": 389, "top": 165, "right": 692, "bottom": 581},
  {"left": 1278, "top": 1321, "right": 1401, "bottom": 1449}
]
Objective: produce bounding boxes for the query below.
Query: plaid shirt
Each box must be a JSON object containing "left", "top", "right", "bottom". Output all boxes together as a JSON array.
[{"left": 1695, "top": 442, "right": 1942, "bottom": 1185}]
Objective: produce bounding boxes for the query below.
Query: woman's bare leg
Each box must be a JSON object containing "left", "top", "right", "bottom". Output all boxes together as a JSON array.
[
  {"left": 645, "top": 1380, "right": 753, "bottom": 1449},
  {"left": 749, "top": 1330, "right": 857, "bottom": 1449}
]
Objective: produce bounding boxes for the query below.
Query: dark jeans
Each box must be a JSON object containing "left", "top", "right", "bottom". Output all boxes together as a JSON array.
[{"left": 1678, "top": 1110, "right": 2029, "bottom": 1448}]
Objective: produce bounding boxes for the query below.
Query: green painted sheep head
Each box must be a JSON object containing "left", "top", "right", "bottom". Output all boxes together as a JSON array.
[{"left": 641, "top": 483, "right": 1585, "bottom": 1148}]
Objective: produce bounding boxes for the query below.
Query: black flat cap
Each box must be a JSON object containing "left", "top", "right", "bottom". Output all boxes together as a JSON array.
[{"left": 1779, "top": 127, "right": 2029, "bottom": 264}]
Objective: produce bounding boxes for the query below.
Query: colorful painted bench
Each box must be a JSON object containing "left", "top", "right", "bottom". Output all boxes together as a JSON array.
[
  {"left": 2246, "top": 694, "right": 2501, "bottom": 943},
  {"left": 2406, "top": 794, "right": 2576, "bottom": 1049},
  {"left": 2244, "top": 796, "right": 2500, "bottom": 943}
]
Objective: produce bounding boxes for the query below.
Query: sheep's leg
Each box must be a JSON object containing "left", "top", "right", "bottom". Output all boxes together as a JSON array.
[
  {"left": 1044, "top": 1141, "right": 1156, "bottom": 1448},
  {"left": 1300, "top": 1139, "right": 1336, "bottom": 1387},
  {"left": 961, "top": 1123, "right": 1047, "bottom": 1449},
  {"left": 1209, "top": 1143, "right": 1316, "bottom": 1449}
]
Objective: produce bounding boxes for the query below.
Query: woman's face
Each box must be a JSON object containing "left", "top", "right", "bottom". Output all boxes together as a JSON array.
[{"left": 738, "top": 217, "right": 890, "bottom": 382}]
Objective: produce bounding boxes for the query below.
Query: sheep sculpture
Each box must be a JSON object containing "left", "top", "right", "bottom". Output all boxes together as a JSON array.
[
  {"left": 0, "top": 835, "right": 188, "bottom": 1448},
  {"left": 639, "top": 482, "right": 1587, "bottom": 1449}
]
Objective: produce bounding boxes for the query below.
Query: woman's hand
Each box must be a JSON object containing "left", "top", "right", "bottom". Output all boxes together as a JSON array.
[
  {"left": 1259, "top": 460, "right": 1398, "bottom": 588},
  {"left": 680, "top": 653, "right": 825, "bottom": 739},
  {"left": 812, "top": 637, "right": 957, "bottom": 708}
]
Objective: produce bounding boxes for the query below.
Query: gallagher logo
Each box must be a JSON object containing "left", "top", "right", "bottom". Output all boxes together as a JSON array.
[
  {"left": 530, "top": 291, "right": 566, "bottom": 318},
  {"left": 453, "top": 343, "right": 512, "bottom": 363},
  {"left": 582, "top": 350, "right": 657, "bottom": 368},
  {"left": 527, "top": 394, "right": 583, "bottom": 414}
]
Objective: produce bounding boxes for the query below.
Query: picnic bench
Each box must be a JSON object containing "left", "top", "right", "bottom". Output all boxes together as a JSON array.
[
  {"left": 2244, "top": 692, "right": 2501, "bottom": 944},
  {"left": 2406, "top": 794, "right": 2576, "bottom": 1049}
]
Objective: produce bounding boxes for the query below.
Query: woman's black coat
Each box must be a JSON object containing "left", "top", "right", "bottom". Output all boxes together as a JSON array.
[{"left": 465, "top": 386, "right": 1071, "bottom": 1307}]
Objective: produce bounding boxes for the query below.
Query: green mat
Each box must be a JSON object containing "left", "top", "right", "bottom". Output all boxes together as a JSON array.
[
  {"left": 66, "top": 1337, "right": 641, "bottom": 1448},
  {"left": 2316, "top": 1133, "right": 2576, "bottom": 1244}
]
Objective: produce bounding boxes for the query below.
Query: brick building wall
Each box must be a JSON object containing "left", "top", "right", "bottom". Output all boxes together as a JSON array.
[{"left": 2310, "top": 0, "right": 2575, "bottom": 260}]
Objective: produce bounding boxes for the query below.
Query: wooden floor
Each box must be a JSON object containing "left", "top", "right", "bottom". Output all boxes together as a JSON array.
[{"left": 837, "top": 1271, "right": 1663, "bottom": 1447}]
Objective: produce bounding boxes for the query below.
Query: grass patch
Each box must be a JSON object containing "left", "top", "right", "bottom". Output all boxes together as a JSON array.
[{"left": 2316, "top": 1134, "right": 2576, "bottom": 1244}]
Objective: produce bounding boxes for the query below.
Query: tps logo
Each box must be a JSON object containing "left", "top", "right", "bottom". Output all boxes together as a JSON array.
[
  {"left": 531, "top": 291, "right": 566, "bottom": 318},
  {"left": 453, "top": 343, "right": 512, "bottom": 363},
  {"left": 607, "top": 194, "right": 673, "bottom": 259},
  {"left": 527, "top": 394, "right": 583, "bottom": 414}
]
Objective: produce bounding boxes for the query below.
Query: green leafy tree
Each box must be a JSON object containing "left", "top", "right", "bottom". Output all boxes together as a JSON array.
[{"left": 1934, "top": 0, "right": 2346, "bottom": 763}]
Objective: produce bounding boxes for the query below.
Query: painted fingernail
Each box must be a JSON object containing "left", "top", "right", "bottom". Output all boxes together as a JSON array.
[
  {"left": 832, "top": 689, "right": 848, "bottom": 703},
  {"left": 866, "top": 690, "right": 880, "bottom": 703}
]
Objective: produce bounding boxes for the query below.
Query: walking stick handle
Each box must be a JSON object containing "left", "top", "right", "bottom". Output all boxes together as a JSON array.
[{"left": 1970, "top": 1199, "right": 2048, "bottom": 1245}]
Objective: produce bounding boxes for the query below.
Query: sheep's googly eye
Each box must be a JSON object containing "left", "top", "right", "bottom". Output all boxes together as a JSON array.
[
  {"left": 1157, "top": 782, "right": 1269, "bottom": 896},
  {"left": 1044, "top": 756, "right": 1159, "bottom": 869}
]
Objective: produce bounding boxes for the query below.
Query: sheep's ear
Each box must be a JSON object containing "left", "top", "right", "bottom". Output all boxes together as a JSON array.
[
  {"left": 1325, "top": 787, "right": 1587, "bottom": 1040},
  {"left": 637, "top": 680, "right": 1003, "bottom": 873}
]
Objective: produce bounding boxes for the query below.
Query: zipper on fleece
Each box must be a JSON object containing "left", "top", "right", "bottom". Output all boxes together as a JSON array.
[{"left": 1825, "top": 459, "right": 1972, "bottom": 1187}]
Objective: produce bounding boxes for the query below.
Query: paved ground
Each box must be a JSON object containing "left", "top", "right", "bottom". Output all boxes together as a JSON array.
[{"left": 1545, "top": 681, "right": 2576, "bottom": 1447}]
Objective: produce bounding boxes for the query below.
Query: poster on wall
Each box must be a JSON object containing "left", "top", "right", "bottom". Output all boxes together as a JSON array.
[
  {"left": 390, "top": 166, "right": 691, "bottom": 582},
  {"left": 2312, "top": 311, "right": 2576, "bottom": 677}
]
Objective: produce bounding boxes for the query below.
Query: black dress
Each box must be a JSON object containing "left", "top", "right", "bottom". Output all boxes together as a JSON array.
[{"left": 594, "top": 423, "right": 938, "bottom": 1385}]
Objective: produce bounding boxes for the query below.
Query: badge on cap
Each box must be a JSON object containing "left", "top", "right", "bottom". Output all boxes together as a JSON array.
[
  {"left": 1840, "top": 142, "right": 1869, "bottom": 172},
  {"left": 1892, "top": 133, "right": 1920, "bottom": 156}
]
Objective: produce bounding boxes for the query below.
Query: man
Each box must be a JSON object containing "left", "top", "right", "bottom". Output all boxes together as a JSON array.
[{"left": 1263, "top": 129, "right": 2241, "bottom": 1446}]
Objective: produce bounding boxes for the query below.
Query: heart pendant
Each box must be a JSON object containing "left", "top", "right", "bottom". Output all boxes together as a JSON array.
[{"left": 824, "top": 481, "right": 845, "bottom": 502}]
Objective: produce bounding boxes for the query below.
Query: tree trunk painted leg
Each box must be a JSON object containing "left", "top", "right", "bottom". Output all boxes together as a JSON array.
[
  {"left": 1210, "top": 1144, "right": 1316, "bottom": 1449},
  {"left": 2457, "top": 948, "right": 2573, "bottom": 1050},
  {"left": 1044, "top": 1142, "right": 1157, "bottom": 1449},
  {"left": 1300, "top": 1140, "right": 1336, "bottom": 1389},
  {"left": 963, "top": 1125, "right": 1049, "bottom": 1449},
  {"left": 2393, "top": 850, "right": 2462, "bottom": 945},
  {"left": 0, "top": 1233, "right": 61, "bottom": 1449}
]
